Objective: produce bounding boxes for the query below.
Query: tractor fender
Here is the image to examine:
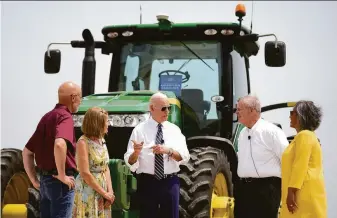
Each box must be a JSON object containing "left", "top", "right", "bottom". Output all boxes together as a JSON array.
[{"left": 186, "top": 136, "right": 238, "bottom": 181}]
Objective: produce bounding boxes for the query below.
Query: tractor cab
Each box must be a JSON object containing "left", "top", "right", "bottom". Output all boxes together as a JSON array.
[{"left": 44, "top": 11, "right": 286, "bottom": 142}]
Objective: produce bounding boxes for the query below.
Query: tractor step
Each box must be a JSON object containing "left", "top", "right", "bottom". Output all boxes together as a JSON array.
[{"left": 2, "top": 204, "right": 27, "bottom": 218}]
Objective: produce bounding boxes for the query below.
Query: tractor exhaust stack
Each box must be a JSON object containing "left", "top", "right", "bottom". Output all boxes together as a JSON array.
[{"left": 81, "top": 29, "right": 96, "bottom": 97}]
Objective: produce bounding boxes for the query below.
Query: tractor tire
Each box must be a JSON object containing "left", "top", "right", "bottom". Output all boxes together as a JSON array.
[
  {"left": 178, "top": 146, "right": 234, "bottom": 218},
  {"left": 27, "top": 188, "right": 40, "bottom": 218},
  {"left": 1, "top": 148, "right": 31, "bottom": 209}
]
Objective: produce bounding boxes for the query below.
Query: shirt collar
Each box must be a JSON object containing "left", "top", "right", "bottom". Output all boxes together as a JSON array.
[
  {"left": 54, "top": 103, "right": 71, "bottom": 114},
  {"left": 148, "top": 116, "right": 168, "bottom": 128},
  {"left": 248, "top": 117, "right": 263, "bottom": 132}
]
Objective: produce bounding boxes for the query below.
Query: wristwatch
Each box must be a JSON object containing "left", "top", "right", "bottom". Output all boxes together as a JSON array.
[{"left": 168, "top": 148, "right": 174, "bottom": 157}]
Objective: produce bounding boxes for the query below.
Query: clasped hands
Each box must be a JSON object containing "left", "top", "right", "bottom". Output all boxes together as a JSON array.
[
  {"left": 131, "top": 140, "right": 170, "bottom": 155},
  {"left": 103, "top": 191, "right": 115, "bottom": 208}
]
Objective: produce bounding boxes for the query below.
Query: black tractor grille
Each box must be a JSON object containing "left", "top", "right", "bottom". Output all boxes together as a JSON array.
[{"left": 74, "top": 126, "right": 134, "bottom": 160}]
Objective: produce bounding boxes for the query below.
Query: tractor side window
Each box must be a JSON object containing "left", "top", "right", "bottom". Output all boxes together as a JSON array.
[
  {"left": 231, "top": 49, "right": 249, "bottom": 106},
  {"left": 231, "top": 49, "right": 249, "bottom": 133},
  {"left": 119, "top": 54, "right": 140, "bottom": 91},
  {"left": 95, "top": 54, "right": 113, "bottom": 93}
]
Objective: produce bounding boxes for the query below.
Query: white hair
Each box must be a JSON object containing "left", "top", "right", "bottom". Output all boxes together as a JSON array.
[{"left": 239, "top": 94, "right": 261, "bottom": 113}]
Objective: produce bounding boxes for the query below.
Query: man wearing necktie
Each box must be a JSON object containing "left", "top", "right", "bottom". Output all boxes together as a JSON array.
[{"left": 124, "top": 92, "right": 190, "bottom": 218}]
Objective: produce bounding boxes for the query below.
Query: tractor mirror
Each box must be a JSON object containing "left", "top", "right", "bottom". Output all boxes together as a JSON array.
[
  {"left": 264, "top": 41, "right": 286, "bottom": 67},
  {"left": 44, "top": 49, "right": 61, "bottom": 74}
]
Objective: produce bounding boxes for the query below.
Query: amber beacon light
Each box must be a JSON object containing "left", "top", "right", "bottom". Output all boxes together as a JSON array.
[{"left": 235, "top": 3, "right": 246, "bottom": 18}]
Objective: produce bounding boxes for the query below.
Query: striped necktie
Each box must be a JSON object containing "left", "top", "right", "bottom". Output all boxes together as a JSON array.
[{"left": 154, "top": 123, "right": 164, "bottom": 180}]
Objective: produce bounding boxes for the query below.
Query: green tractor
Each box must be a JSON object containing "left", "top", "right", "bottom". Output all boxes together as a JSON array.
[{"left": 1, "top": 3, "right": 296, "bottom": 218}]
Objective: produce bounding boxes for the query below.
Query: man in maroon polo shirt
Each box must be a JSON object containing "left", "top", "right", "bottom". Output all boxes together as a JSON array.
[{"left": 22, "top": 81, "right": 82, "bottom": 218}]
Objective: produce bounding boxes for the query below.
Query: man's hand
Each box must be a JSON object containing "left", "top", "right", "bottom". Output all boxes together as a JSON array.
[
  {"left": 131, "top": 140, "right": 144, "bottom": 155},
  {"left": 52, "top": 174, "right": 75, "bottom": 189},
  {"left": 151, "top": 144, "right": 169, "bottom": 154},
  {"left": 286, "top": 187, "right": 298, "bottom": 213},
  {"left": 23, "top": 148, "right": 40, "bottom": 190},
  {"left": 32, "top": 179, "right": 40, "bottom": 190}
]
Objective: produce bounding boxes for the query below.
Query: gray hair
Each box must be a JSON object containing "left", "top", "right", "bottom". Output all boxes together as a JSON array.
[
  {"left": 294, "top": 100, "right": 322, "bottom": 131},
  {"left": 239, "top": 95, "right": 261, "bottom": 113}
]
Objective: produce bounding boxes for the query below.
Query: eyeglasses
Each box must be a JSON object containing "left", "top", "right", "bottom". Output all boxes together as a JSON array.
[
  {"left": 160, "top": 105, "right": 172, "bottom": 111},
  {"left": 71, "top": 94, "right": 83, "bottom": 101},
  {"left": 71, "top": 94, "right": 82, "bottom": 98}
]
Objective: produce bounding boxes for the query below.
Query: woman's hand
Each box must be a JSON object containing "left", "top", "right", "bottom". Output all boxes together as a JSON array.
[
  {"left": 103, "top": 191, "right": 115, "bottom": 208},
  {"left": 286, "top": 187, "right": 298, "bottom": 213}
]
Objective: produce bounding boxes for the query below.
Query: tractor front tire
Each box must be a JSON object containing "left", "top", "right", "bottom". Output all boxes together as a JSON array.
[
  {"left": 1, "top": 148, "right": 31, "bottom": 210},
  {"left": 178, "top": 146, "right": 234, "bottom": 218}
]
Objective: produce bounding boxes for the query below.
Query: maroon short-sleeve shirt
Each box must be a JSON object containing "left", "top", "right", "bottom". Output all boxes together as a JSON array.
[{"left": 25, "top": 104, "right": 76, "bottom": 171}]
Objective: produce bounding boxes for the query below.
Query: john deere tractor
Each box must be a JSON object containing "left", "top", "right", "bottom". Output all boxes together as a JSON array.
[{"left": 1, "top": 3, "right": 296, "bottom": 218}]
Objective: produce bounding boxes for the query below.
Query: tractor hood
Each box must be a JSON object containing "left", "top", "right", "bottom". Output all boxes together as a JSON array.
[{"left": 76, "top": 90, "right": 177, "bottom": 114}]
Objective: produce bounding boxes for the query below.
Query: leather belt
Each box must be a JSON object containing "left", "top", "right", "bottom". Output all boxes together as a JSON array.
[
  {"left": 140, "top": 173, "right": 178, "bottom": 180},
  {"left": 240, "top": 177, "right": 280, "bottom": 183},
  {"left": 40, "top": 168, "right": 77, "bottom": 176}
]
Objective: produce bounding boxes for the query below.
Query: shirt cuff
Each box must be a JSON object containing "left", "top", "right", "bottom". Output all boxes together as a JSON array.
[
  {"left": 124, "top": 154, "right": 139, "bottom": 172},
  {"left": 129, "top": 161, "right": 139, "bottom": 172},
  {"left": 175, "top": 150, "right": 190, "bottom": 165}
]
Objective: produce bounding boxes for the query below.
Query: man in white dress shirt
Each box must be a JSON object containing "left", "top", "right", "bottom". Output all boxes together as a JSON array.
[
  {"left": 124, "top": 92, "right": 190, "bottom": 218},
  {"left": 234, "top": 95, "right": 289, "bottom": 218}
]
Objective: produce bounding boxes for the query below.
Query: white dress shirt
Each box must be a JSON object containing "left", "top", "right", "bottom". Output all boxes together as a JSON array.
[
  {"left": 124, "top": 117, "right": 190, "bottom": 175},
  {"left": 237, "top": 118, "right": 289, "bottom": 178}
]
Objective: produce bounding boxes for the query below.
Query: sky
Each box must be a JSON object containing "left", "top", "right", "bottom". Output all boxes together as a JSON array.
[{"left": 2, "top": 1, "right": 337, "bottom": 216}]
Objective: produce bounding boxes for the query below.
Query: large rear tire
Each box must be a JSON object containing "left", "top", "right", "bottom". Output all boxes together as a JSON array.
[
  {"left": 27, "top": 188, "right": 40, "bottom": 218},
  {"left": 178, "top": 146, "right": 234, "bottom": 218},
  {"left": 1, "top": 148, "right": 31, "bottom": 210}
]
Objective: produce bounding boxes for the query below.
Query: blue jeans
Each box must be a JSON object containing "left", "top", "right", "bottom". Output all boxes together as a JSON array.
[{"left": 40, "top": 175, "right": 75, "bottom": 218}]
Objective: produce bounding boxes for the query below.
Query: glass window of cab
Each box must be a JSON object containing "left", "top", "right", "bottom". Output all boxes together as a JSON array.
[{"left": 118, "top": 41, "right": 222, "bottom": 120}]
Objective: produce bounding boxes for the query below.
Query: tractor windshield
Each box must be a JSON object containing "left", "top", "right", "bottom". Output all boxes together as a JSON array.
[{"left": 118, "top": 41, "right": 222, "bottom": 119}]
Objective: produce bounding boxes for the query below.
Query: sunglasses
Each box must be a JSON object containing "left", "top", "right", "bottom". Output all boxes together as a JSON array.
[
  {"left": 290, "top": 111, "right": 295, "bottom": 116},
  {"left": 160, "top": 105, "right": 172, "bottom": 111}
]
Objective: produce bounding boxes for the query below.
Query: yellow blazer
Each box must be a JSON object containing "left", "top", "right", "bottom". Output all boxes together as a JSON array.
[{"left": 280, "top": 130, "right": 327, "bottom": 218}]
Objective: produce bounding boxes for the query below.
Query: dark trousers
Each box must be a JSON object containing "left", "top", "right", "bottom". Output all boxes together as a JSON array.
[
  {"left": 40, "top": 175, "right": 75, "bottom": 218},
  {"left": 234, "top": 177, "right": 281, "bottom": 218},
  {"left": 138, "top": 173, "right": 180, "bottom": 218}
]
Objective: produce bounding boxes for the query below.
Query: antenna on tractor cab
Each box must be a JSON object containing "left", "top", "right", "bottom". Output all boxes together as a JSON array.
[
  {"left": 140, "top": 5, "right": 143, "bottom": 24},
  {"left": 250, "top": 1, "right": 255, "bottom": 34}
]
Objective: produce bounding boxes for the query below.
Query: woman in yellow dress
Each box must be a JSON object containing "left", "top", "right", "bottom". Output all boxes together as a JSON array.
[
  {"left": 72, "top": 107, "right": 115, "bottom": 218},
  {"left": 280, "top": 100, "right": 327, "bottom": 218}
]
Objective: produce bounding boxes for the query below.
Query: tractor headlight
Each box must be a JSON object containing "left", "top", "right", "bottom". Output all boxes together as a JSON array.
[
  {"left": 109, "top": 113, "right": 150, "bottom": 127},
  {"left": 72, "top": 115, "right": 85, "bottom": 127},
  {"left": 73, "top": 113, "right": 150, "bottom": 128}
]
